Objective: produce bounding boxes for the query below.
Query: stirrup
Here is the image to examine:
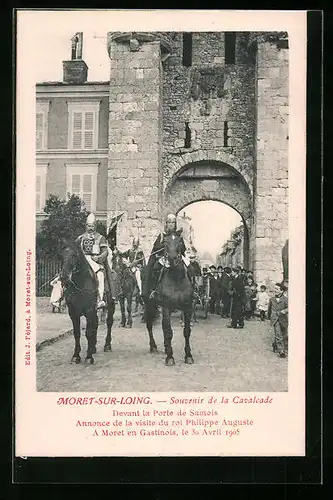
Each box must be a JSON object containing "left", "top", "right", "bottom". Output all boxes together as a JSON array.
[{"left": 149, "top": 290, "right": 157, "bottom": 299}]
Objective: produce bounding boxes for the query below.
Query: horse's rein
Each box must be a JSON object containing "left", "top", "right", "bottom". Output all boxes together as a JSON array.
[{"left": 62, "top": 269, "right": 97, "bottom": 297}]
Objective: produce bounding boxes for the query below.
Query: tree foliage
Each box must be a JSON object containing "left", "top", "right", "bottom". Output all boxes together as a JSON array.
[{"left": 36, "top": 194, "right": 107, "bottom": 260}]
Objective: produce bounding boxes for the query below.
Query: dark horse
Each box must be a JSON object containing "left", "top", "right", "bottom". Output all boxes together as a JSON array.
[
  {"left": 144, "top": 233, "right": 194, "bottom": 366},
  {"left": 112, "top": 252, "right": 136, "bottom": 328},
  {"left": 60, "top": 242, "right": 116, "bottom": 364}
]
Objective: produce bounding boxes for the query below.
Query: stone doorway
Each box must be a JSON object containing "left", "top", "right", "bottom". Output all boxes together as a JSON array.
[{"left": 163, "top": 160, "right": 253, "bottom": 269}]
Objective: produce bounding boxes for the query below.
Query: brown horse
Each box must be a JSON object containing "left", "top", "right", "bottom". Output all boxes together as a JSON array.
[
  {"left": 60, "top": 242, "right": 116, "bottom": 364},
  {"left": 144, "top": 233, "right": 195, "bottom": 366}
]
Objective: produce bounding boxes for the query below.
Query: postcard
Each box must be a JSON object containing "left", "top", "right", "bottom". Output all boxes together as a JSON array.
[{"left": 16, "top": 9, "right": 306, "bottom": 457}]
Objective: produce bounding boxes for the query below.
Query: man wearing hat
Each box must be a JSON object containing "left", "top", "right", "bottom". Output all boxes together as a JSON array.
[
  {"left": 228, "top": 267, "right": 246, "bottom": 328},
  {"left": 143, "top": 213, "right": 188, "bottom": 300},
  {"left": 208, "top": 265, "right": 219, "bottom": 314},
  {"left": 76, "top": 213, "right": 108, "bottom": 308},
  {"left": 268, "top": 282, "right": 288, "bottom": 358},
  {"left": 220, "top": 266, "right": 232, "bottom": 318}
]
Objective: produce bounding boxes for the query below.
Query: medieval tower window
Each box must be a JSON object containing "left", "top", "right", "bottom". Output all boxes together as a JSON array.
[
  {"left": 225, "top": 32, "right": 236, "bottom": 64},
  {"left": 184, "top": 122, "right": 191, "bottom": 148},
  {"left": 182, "top": 33, "right": 192, "bottom": 67},
  {"left": 223, "top": 121, "right": 229, "bottom": 147}
]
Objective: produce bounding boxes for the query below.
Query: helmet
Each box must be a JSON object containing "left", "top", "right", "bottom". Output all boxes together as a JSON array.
[
  {"left": 166, "top": 214, "right": 176, "bottom": 223},
  {"left": 86, "top": 213, "right": 96, "bottom": 225}
]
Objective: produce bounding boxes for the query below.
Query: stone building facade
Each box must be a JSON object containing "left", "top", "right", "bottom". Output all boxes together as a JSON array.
[
  {"left": 36, "top": 31, "right": 288, "bottom": 283},
  {"left": 106, "top": 31, "right": 288, "bottom": 283}
]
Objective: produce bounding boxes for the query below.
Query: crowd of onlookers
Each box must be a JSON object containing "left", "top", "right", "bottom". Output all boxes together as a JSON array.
[{"left": 198, "top": 264, "right": 288, "bottom": 358}]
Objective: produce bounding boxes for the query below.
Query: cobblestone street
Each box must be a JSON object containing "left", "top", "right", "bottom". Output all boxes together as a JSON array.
[{"left": 36, "top": 304, "right": 288, "bottom": 393}]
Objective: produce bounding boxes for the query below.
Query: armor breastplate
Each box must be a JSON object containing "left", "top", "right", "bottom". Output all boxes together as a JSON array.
[{"left": 82, "top": 236, "right": 96, "bottom": 255}]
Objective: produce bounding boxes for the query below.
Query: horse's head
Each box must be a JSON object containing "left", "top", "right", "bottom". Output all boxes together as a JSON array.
[
  {"left": 60, "top": 243, "right": 80, "bottom": 287},
  {"left": 164, "top": 233, "right": 183, "bottom": 269}
]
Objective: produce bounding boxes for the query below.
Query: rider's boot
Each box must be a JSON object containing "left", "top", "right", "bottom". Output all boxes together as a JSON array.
[{"left": 97, "top": 270, "right": 106, "bottom": 309}]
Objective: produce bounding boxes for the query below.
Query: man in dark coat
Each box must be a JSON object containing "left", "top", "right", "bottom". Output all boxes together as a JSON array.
[
  {"left": 143, "top": 214, "right": 187, "bottom": 300},
  {"left": 228, "top": 267, "right": 246, "bottom": 328},
  {"left": 208, "top": 265, "right": 219, "bottom": 314},
  {"left": 268, "top": 282, "right": 288, "bottom": 358},
  {"left": 220, "top": 266, "right": 232, "bottom": 318}
]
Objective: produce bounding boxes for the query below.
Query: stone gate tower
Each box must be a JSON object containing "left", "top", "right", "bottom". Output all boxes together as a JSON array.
[{"left": 107, "top": 31, "right": 288, "bottom": 284}]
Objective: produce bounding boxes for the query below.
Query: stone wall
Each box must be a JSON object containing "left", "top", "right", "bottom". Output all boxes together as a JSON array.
[
  {"left": 107, "top": 38, "right": 163, "bottom": 256},
  {"left": 255, "top": 40, "right": 289, "bottom": 285},
  {"left": 162, "top": 63, "right": 256, "bottom": 191}
]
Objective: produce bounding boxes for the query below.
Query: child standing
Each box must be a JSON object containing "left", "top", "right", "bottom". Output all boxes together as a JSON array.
[
  {"left": 257, "top": 284, "right": 270, "bottom": 321},
  {"left": 267, "top": 283, "right": 288, "bottom": 358},
  {"left": 50, "top": 275, "right": 64, "bottom": 312}
]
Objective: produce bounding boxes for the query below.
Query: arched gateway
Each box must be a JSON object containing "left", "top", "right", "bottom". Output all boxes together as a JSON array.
[
  {"left": 164, "top": 160, "right": 252, "bottom": 269},
  {"left": 107, "top": 31, "right": 288, "bottom": 285}
]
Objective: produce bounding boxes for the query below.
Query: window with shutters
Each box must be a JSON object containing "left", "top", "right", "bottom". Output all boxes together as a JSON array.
[
  {"left": 36, "top": 165, "right": 48, "bottom": 212},
  {"left": 68, "top": 102, "right": 100, "bottom": 150},
  {"left": 36, "top": 102, "right": 50, "bottom": 150},
  {"left": 66, "top": 164, "right": 99, "bottom": 212}
]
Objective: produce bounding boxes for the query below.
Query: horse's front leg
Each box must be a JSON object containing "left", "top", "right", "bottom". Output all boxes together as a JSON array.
[
  {"left": 146, "top": 300, "right": 158, "bottom": 353},
  {"left": 119, "top": 296, "right": 126, "bottom": 327},
  {"left": 69, "top": 305, "right": 81, "bottom": 364},
  {"left": 85, "top": 310, "right": 98, "bottom": 364},
  {"left": 162, "top": 307, "right": 175, "bottom": 366},
  {"left": 126, "top": 292, "right": 133, "bottom": 328},
  {"left": 104, "top": 298, "right": 115, "bottom": 352},
  {"left": 183, "top": 308, "right": 194, "bottom": 364}
]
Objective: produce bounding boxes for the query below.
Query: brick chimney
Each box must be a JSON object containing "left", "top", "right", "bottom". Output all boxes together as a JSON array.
[{"left": 62, "top": 32, "right": 88, "bottom": 84}]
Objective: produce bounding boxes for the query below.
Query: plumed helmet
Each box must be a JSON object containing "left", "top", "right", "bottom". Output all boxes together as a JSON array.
[
  {"left": 86, "top": 213, "right": 96, "bottom": 225},
  {"left": 166, "top": 214, "right": 176, "bottom": 222}
]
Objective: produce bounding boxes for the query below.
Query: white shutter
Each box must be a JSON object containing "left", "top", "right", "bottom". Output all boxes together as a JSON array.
[
  {"left": 36, "top": 113, "right": 44, "bottom": 150},
  {"left": 72, "top": 112, "right": 83, "bottom": 149},
  {"left": 84, "top": 112, "right": 94, "bottom": 149},
  {"left": 36, "top": 175, "right": 41, "bottom": 211},
  {"left": 71, "top": 174, "right": 81, "bottom": 195},
  {"left": 82, "top": 174, "right": 92, "bottom": 211}
]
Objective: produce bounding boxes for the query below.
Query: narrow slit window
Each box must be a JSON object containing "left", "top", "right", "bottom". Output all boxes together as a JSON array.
[
  {"left": 223, "top": 121, "right": 229, "bottom": 147},
  {"left": 185, "top": 122, "right": 191, "bottom": 148},
  {"left": 225, "top": 33, "right": 236, "bottom": 64},
  {"left": 182, "top": 33, "right": 192, "bottom": 67}
]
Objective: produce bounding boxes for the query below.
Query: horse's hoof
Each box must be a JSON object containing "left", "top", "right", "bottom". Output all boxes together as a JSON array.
[
  {"left": 85, "top": 357, "right": 94, "bottom": 365},
  {"left": 120, "top": 323, "right": 126, "bottom": 328},
  {"left": 165, "top": 357, "right": 175, "bottom": 366},
  {"left": 126, "top": 324, "right": 132, "bottom": 329},
  {"left": 104, "top": 345, "right": 112, "bottom": 352},
  {"left": 185, "top": 356, "right": 194, "bottom": 365},
  {"left": 70, "top": 355, "right": 81, "bottom": 364},
  {"left": 150, "top": 346, "right": 158, "bottom": 354}
]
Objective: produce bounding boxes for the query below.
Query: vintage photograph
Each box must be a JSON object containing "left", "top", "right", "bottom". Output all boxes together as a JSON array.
[{"left": 34, "top": 29, "right": 289, "bottom": 393}]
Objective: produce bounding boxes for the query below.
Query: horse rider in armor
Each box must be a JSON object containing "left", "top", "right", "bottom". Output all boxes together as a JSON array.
[
  {"left": 119, "top": 237, "right": 146, "bottom": 296},
  {"left": 143, "top": 213, "right": 190, "bottom": 300},
  {"left": 76, "top": 213, "right": 110, "bottom": 309}
]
